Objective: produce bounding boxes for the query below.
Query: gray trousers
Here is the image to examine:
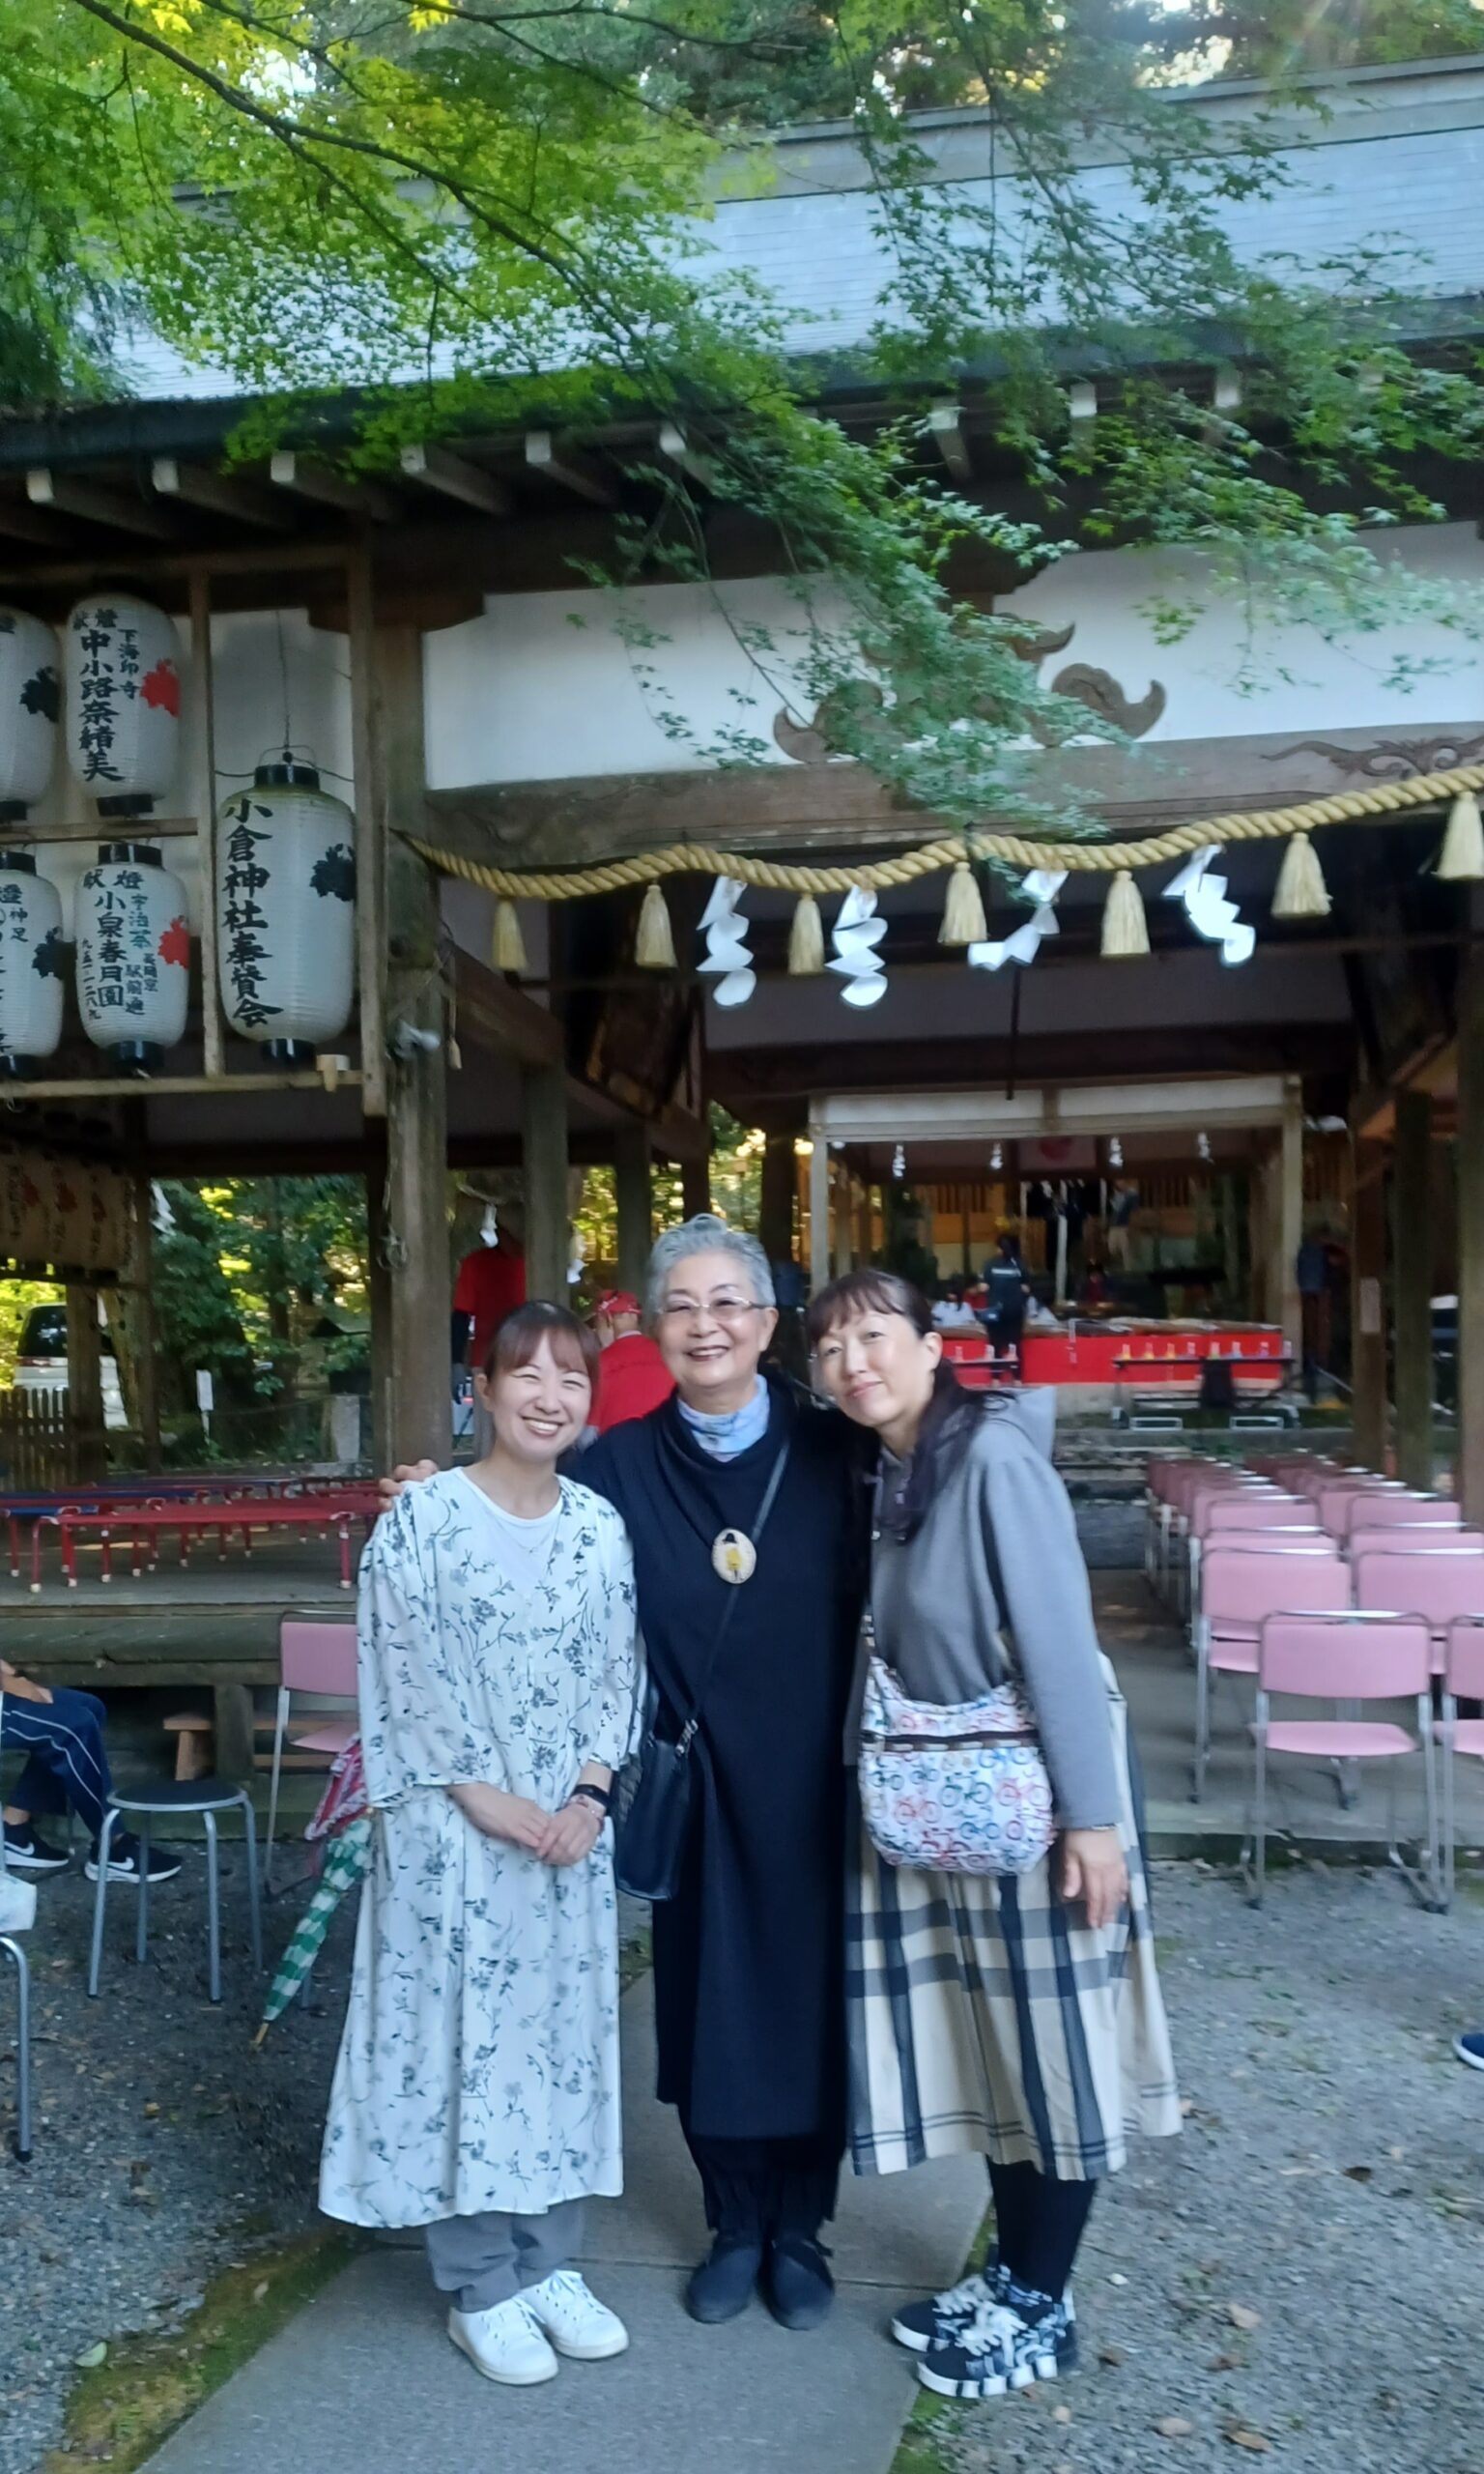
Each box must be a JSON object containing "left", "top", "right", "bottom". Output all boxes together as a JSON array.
[{"left": 425, "top": 2199, "right": 586, "bottom": 2314}]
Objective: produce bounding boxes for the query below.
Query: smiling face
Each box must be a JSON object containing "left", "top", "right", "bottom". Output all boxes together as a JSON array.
[
  {"left": 652, "top": 1245, "right": 778, "bottom": 1410},
  {"left": 813, "top": 1304, "right": 942, "bottom": 1446},
  {"left": 475, "top": 1334, "right": 592, "bottom": 1465}
]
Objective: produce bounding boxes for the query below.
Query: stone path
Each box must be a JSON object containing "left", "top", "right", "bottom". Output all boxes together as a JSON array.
[{"left": 136, "top": 1984, "right": 985, "bottom": 2474}]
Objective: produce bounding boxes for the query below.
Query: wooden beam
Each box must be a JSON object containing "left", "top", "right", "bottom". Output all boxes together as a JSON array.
[
  {"left": 1277, "top": 1075, "right": 1304, "bottom": 1365},
  {"left": 1393, "top": 1088, "right": 1434, "bottom": 1487},
  {"left": 2, "top": 1068, "right": 363, "bottom": 1100},
  {"left": 453, "top": 948, "right": 564, "bottom": 1070},
  {"left": 658, "top": 421, "right": 718, "bottom": 491},
  {"left": 187, "top": 568, "right": 225, "bottom": 1078},
  {"left": 0, "top": 538, "right": 355, "bottom": 590},
  {"left": 65, "top": 1283, "right": 106, "bottom": 1482},
  {"left": 399, "top": 443, "right": 509, "bottom": 518},
  {"left": 346, "top": 546, "right": 388, "bottom": 1117},
  {"left": 522, "top": 1060, "right": 571, "bottom": 1300},
  {"left": 928, "top": 401, "right": 973, "bottom": 482},
  {"left": 614, "top": 1125, "right": 652, "bottom": 1296},
  {"left": 808, "top": 1128, "right": 829, "bottom": 1291},
  {"left": 525, "top": 431, "right": 614, "bottom": 506},
  {"left": 1351, "top": 1136, "right": 1388, "bottom": 1468},
  {"left": 152, "top": 457, "right": 292, "bottom": 532},
  {"left": 270, "top": 452, "right": 397, "bottom": 524},
  {"left": 0, "top": 494, "right": 76, "bottom": 549},
  {"left": 1458, "top": 936, "right": 1484, "bottom": 1523},
  {"left": 27, "top": 468, "right": 179, "bottom": 541}
]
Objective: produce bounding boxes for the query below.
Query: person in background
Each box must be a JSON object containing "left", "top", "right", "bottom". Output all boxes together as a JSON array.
[
  {"left": 931, "top": 1278, "right": 982, "bottom": 1333},
  {"left": 587, "top": 1291, "right": 674, "bottom": 1432},
  {"left": 2, "top": 1662, "right": 181, "bottom": 1884},
  {"left": 321, "top": 1302, "right": 641, "bottom": 2390},
  {"left": 984, "top": 1234, "right": 1030, "bottom": 1365},
  {"left": 454, "top": 1213, "right": 527, "bottom": 1453},
  {"left": 808, "top": 1270, "right": 1179, "bottom": 2403}
]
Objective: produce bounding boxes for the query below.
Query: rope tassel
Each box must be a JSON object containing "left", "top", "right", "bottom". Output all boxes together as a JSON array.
[
  {"left": 787, "top": 893, "right": 825, "bottom": 975},
  {"left": 635, "top": 881, "right": 677, "bottom": 968},
  {"left": 1271, "top": 830, "right": 1330, "bottom": 919},
  {"left": 939, "top": 861, "right": 987, "bottom": 947},
  {"left": 1439, "top": 790, "right": 1484, "bottom": 882},
  {"left": 1100, "top": 870, "right": 1150, "bottom": 958},
  {"left": 493, "top": 899, "right": 528, "bottom": 974}
]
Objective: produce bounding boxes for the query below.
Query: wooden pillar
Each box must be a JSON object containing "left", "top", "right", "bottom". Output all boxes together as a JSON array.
[
  {"left": 1392, "top": 1088, "right": 1434, "bottom": 1491},
  {"left": 66, "top": 1284, "right": 105, "bottom": 1481},
  {"left": 522, "top": 1062, "right": 571, "bottom": 1300},
  {"left": 1351, "top": 1140, "right": 1388, "bottom": 1472},
  {"left": 1277, "top": 1078, "right": 1304, "bottom": 1363},
  {"left": 809, "top": 1133, "right": 830, "bottom": 1292},
  {"left": 366, "top": 1161, "right": 396, "bottom": 1473},
  {"left": 614, "top": 1126, "right": 653, "bottom": 1296},
  {"left": 1247, "top": 1158, "right": 1270, "bottom": 1322},
  {"left": 379, "top": 621, "right": 451, "bottom": 1467},
  {"left": 759, "top": 1133, "right": 795, "bottom": 1269},
  {"left": 128, "top": 1171, "right": 161, "bottom": 1472},
  {"left": 680, "top": 1152, "right": 711, "bottom": 1218},
  {"left": 1458, "top": 944, "right": 1484, "bottom": 1523},
  {"left": 855, "top": 1180, "right": 873, "bottom": 1268}
]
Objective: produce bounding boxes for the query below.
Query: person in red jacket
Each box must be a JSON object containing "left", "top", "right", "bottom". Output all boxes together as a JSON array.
[{"left": 587, "top": 1291, "right": 673, "bottom": 1432}]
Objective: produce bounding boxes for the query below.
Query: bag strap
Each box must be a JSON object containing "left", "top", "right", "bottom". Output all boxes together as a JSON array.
[{"left": 672, "top": 1437, "right": 792, "bottom": 1752}]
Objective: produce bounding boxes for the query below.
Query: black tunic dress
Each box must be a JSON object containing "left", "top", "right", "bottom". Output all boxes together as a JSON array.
[{"left": 583, "top": 1380, "right": 863, "bottom": 2143}]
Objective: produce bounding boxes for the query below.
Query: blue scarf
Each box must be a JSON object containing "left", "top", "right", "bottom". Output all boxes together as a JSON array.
[{"left": 676, "top": 1376, "right": 771, "bottom": 1462}]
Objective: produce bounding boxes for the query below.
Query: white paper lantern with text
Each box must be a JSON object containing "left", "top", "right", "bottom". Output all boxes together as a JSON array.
[
  {"left": 215, "top": 760, "right": 357, "bottom": 1055},
  {"left": 0, "top": 610, "right": 60, "bottom": 819},
  {"left": 0, "top": 853, "right": 65, "bottom": 1073},
  {"left": 75, "top": 843, "right": 190, "bottom": 1070},
  {"left": 65, "top": 596, "right": 182, "bottom": 816}
]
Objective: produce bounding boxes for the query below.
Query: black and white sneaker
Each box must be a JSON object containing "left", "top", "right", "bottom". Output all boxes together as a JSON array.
[
  {"left": 2, "top": 1821, "right": 71, "bottom": 1874},
  {"left": 83, "top": 1836, "right": 183, "bottom": 1885},
  {"left": 916, "top": 2281, "right": 1072, "bottom": 2401},
  {"left": 892, "top": 2258, "right": 1075, "bottom": 2361}
]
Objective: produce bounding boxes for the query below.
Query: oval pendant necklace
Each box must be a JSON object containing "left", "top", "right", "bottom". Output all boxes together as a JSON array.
[{"left": 711, "top": 1527, "right": 758, "bottom": 1585}]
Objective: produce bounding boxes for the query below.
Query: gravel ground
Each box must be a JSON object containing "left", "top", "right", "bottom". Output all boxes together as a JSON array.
[
  {"left": 912, "top": 1862, "right": 1484, "bottom": 2474},
  {"left": 7, "top": 1854, "right": 1484, "bottom": 2474},
  {"left": 0, "top": 1849, "right": 353, "bottom": 2474}
]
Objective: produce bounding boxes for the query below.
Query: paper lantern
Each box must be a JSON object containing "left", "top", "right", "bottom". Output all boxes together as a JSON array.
[
  {"left": 65, "top": 595, "right": 182, "bottom": 816},
  {"left": 215, "top": 760, "right": 357, "bottom": 1056},
  {"left": 0, "top": 852, "right": 65, "bottom": 1074},
  {"left": 76, "top": 843, "right": 190, "bottom": 1070},
  {"left": 0, "top": 610, "right": 60, "bottom": 820}
]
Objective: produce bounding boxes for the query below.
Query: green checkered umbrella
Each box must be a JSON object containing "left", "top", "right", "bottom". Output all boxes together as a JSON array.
[{"left": 254, "top": 1816, "right": 372, "bottom": 2040}]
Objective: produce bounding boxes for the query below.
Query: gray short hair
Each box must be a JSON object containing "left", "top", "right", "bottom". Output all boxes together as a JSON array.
[{"left": 644, "top": 1216, "right": 775, "bottom": 1324}]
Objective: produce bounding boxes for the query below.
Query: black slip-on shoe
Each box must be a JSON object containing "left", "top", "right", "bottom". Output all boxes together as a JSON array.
[
  {"left": 764, "top": 2235, "right": 835, "bottom": 2332},
  {"left": 685, "top": 2237, "right": 763, "bottom": 2324}
]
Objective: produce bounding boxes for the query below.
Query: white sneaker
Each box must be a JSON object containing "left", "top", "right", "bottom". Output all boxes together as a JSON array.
[
  {"left": 523, "top": 2270, "right": 630, "bottom": 2362},
  {"left": 448, "top": 2297, "right": 559, "bottom": 2385}
]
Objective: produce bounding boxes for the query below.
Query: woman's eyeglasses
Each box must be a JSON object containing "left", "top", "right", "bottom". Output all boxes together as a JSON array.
[{"left": 657, "top": 1295, "right": 764, "bottom": 1324}]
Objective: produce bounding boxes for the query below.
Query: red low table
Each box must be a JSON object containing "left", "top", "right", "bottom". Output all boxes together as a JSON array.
[{"left": 30, "top": 1493, "right": 381, "bottom": 1591}]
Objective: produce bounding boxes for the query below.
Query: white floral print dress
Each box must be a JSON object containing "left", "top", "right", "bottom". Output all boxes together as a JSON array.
[{"left": 319, "top": 1470, "right": 642, "bottom": 2229}]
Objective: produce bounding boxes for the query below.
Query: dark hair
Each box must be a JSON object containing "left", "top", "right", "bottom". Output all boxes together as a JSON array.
[
  {"left": 806, "top": 1267, "right": 1000, "bottom": 1539},
  {"left": 482, "top": 1299, "right": 601, "bottom": 1392}
]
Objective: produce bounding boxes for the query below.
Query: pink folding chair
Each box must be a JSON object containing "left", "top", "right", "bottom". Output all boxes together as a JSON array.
[
  {"left": 265, "top": 1619, "right": 359, "bottom": 1890},
  {"left": 1343, "top": 1494, "right": 1460, "bottom": 1538},
  {"left": 1352, "top": 1549, "right": 1484, "bottom": 1671},
  {"left": 1249, "top": 1612, "right": 1440, "bottom": 1907},
  {"left": 1192, "top": 1548, "right": 1350, "bottom": 1801},
  {"left": 1435, "top": 1618, "right": 1484, "bottom": 1906},
  {"left": 1316, "top": 1481, "right": 1401, "bottom": 1539},
  {"left": 1349, "top": 1525, "right": 1484, "bottom": 1562}
]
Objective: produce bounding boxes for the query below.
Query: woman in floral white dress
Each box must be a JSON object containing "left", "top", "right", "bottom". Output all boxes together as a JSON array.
[{"left": 320, "top": 1302, "right": 642, "bottom": 2389}]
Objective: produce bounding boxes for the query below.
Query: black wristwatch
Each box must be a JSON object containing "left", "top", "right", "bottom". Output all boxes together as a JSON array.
[{"left": 568, "top": 1781, "right": 613, "bottom": 1816}]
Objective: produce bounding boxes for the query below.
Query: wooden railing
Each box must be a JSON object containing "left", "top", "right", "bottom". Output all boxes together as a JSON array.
[{"left": 0, "top": 1389, "right": 82, "bottom": 1492}]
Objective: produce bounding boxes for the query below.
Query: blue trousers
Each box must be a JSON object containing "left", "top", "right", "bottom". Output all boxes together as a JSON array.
[{"left": 2, "top": 1686, "right": 112, "bottom": 1840}]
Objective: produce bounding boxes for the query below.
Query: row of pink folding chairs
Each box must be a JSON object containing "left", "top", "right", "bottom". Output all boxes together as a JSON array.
[
  {"left": 1144, "top": 1456, "right": 1289, "bottom": 1605},
  {"left": 1246, "top": 1612, "right": 1444, "bottom": 1909},
  {"left": 1193, "top": 1538, "right": 1484, "bottom": 1799}
]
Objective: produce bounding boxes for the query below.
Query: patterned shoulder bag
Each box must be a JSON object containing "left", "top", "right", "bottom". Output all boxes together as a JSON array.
[{"left": 857, "top": 1612, "right": 1056, "bottom": 1879}]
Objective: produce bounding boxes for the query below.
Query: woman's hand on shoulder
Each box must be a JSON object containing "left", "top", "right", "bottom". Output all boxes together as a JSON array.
[
  {"left": 1058, "top": 1827, "right": 1127, "bottom": 1931},
  {"left": 377, "top": 1459, "right": 440, "bottom": 1512}
]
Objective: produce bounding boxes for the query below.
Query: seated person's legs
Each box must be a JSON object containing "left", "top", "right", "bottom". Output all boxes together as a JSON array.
[{"left": 2, "top": 1678, "right": 179, "bottom": 1882}]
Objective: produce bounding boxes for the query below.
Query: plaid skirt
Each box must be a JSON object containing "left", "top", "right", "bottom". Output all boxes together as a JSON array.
[{"left": 846, "top": 1663, "right": 1181, "bottom": 2182}]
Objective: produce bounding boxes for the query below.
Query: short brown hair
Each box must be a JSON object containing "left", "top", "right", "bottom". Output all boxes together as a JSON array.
[{"left": 482, "top": 1300, "right": 601, "bottom": 1391}]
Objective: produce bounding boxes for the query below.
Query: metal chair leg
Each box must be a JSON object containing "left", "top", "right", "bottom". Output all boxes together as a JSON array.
[
  {"left": 87, "top": 1808, "right": 120, "bottom": 1998},
  {"left": 135, "top": 1815, "right": 151, "bottom": 1967},
  {"left": 1253, "top": 1726, "right": 1268, "bottom": 1909},
  {"left": 203, "top": 1809, "right": 221, "bottom": 2003},
  {"left": 239, "top": 1796, "right": 263, "bottom": 1971},
  {"left": 264, "top": 1685, "right": 290, "bottom": 1894},
  {"left": 2, "top": 1935, "right": 31, "bottom": 2160}
]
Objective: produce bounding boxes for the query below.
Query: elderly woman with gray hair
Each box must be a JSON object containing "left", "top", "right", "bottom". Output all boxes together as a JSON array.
[{"left": 388, "top": 1216, "right": 864, "bottom": 2335}]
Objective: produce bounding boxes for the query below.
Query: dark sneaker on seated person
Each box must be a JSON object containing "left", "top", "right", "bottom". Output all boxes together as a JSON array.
[
  {"left": 764, "top": 2235, "right": 835, "bottom": 2332},
  {"left": 83, "top": 1834, "right": 183, "bottom": 1885},
  {"left": 685, "top": 2236, "right": 763, "bottom": 2324},
  {"left": 3, "top": 1821, "right": 70, "bottom": 1874}
]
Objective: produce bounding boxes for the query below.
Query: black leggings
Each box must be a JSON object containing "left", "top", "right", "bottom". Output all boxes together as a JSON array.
[{"left": 987, "top": 2159, "right": 1096, "bottom": 2301}]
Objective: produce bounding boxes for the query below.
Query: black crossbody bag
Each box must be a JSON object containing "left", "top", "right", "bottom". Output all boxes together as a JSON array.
[{"left": 614, "top": 1439, "right": 791, "bottom": 1903}]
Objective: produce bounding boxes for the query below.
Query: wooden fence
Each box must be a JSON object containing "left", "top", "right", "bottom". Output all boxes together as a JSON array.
[{"left": 0, "top": 1388, "right": 83, "bottom": 1491}]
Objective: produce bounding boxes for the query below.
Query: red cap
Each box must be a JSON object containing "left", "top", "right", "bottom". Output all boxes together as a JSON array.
[{"left": 591, "top": 1290, "right": 641, "bottom": 1318}]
